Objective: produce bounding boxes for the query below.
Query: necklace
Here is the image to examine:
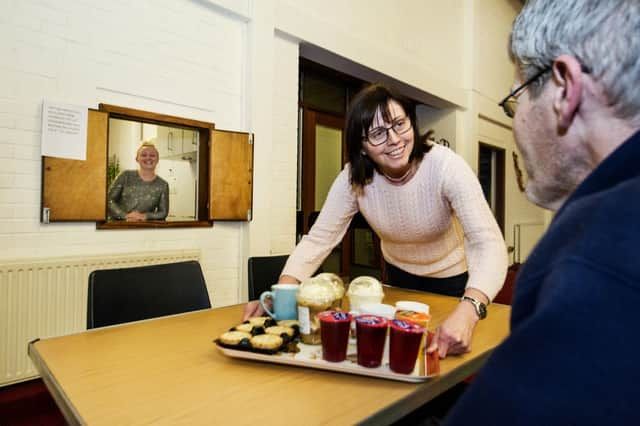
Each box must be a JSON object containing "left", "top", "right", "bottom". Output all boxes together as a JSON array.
[{"left": 383, "top": 164, "right": 415, "bottom": 185}]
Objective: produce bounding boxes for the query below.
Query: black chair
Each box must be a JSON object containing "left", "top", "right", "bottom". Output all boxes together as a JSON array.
[
  {"left": 247, "top": 255, "right": 290, "bottom": 300},
  {"left": 87, "top": 260, "right": 211, "bottom": 329}
]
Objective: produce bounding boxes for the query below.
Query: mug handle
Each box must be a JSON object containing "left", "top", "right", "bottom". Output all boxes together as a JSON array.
[{"left": 259, "top": 291, "right": 276, "bottom": 319}]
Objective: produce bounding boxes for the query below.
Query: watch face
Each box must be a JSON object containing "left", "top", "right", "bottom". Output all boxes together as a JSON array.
[
  {"left": 478, "top": 303, "right": 487, "bottom": 319},
  {"left": 463, "top": 296, "right": 487, "bottom": 319}
]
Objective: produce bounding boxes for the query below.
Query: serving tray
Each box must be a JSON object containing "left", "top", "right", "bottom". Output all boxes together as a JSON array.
[{"left": 217, "top": 333, "right": 439, "bottom": 383}]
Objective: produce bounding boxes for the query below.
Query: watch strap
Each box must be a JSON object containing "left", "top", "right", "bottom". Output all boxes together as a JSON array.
[{"left": 461, "top": 295, "right": 487, "bottom": 319}]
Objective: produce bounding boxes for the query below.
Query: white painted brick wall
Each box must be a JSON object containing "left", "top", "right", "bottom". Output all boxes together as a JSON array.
[
  {"left": 0, "top": 0, "right": 252, "bottom": 307},
  {"left": 270, "top": 33, "right": 299, "bottom": 255},
  {"left": 0, "top": 0, "right": 526, "bottom": 314}
]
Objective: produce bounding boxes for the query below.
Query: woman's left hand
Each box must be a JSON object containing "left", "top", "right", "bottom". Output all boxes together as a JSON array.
[
  {"left": 125, "top": 211, "right": 147, "bottom": 222},
  {"left": 427, "top": 301, "right": 480, "bottom": 358}
]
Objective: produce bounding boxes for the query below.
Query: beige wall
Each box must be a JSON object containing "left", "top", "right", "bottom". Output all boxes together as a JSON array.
[
  {"left": 275, "top": 0, "right": 468, "bottom": 106},
  {"left": 268, "top": 0, "right": 542, "bottom": 265},
  {"left": 0, "top": 0, "right": 540, "bottom": 311},
  {"left": 472, "top": 0, "right": 547, "bottom": 260}
]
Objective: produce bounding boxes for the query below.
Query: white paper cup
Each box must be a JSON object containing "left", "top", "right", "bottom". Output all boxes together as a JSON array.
[
  {"left": 395, "top": 300, "right": 430, "bottom": 315},
  {"left": 348, "top": 294, "right": 384, "bottom": 312},
  {"left": 358, "top": 303, "right": 396, "bottom": 320}
]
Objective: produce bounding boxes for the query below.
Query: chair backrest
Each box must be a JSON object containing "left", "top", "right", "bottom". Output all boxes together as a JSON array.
[
  {"left": 87, "top": 260, "right": 211, "bottom": 329},
  {"left": 493, "top": 263, "right": 521, "bottom": 305},
  {"left": 247, "top": 255, "right": 290, "bottom": 300}
]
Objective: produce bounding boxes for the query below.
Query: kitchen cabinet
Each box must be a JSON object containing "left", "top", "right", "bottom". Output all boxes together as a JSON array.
[
  {"left": 183, "top": 129, "right": 198, "bottom": 154},
  {"left": 156, "top": 127, "right": 188, "bottom": 158}
]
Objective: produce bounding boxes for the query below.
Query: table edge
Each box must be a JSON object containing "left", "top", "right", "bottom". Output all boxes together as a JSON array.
[
  {"left": 28, "top": 339, "right": 84, "bottom": 426},
  {"left": 356, "top": 349, "right": 493, "bottom": 425},
  {"left": 25, "top": 294, "right": 508, "bottom": 425}
]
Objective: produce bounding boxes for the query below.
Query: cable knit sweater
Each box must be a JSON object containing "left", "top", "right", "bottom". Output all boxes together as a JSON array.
[{"left": 282, "top": 144, "right": 508, "bottom": 300}]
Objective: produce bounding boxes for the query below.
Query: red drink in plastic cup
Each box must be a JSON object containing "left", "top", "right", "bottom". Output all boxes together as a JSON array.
[
  {"left": 355, "top": 314, "right": 388, "bottom": 368},
  {"left": 389, "top": 319, "right": 425, "bottom": 374},
  {"left": 318, "top": 311, "right": 352, "bottom": 362}
]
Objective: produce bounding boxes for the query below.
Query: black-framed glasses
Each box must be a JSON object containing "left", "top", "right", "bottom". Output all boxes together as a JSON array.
[
  {"left": 499, "top": 64, "right": 592, "bottom": 118},
  {"left": 498, "top": 66, "right": 551, "bottom": 118},
  {"left": 364, "top": 116, "right": 412, "bottom": 146}
]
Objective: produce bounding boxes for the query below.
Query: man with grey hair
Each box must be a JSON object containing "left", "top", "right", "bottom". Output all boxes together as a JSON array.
[{"left": 444, "top": 0, "right": 640, "bottom": 424}]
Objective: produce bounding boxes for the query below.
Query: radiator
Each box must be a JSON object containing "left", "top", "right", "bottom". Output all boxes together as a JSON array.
[{"left": 0, "top": 249, "right": 200, "bottom": 387}]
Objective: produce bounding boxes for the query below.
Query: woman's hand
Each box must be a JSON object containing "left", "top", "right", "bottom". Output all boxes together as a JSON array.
[
  {"left": 125, "top": 211, "right": 147, "bottom": 222},
  {"left": 242, "top": 300, "right": 267, "bottom": 321},
  {"left": 427, "top": 301, "right": 480, "bottom": 358}
]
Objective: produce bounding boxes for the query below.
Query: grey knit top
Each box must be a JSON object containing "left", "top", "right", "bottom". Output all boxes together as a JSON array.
[{"left": 108, "top": 170, "right": 169, "bottom": 220}]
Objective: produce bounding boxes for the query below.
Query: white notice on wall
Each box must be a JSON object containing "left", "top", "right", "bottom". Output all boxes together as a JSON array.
[{"left": 41, "top": 100, "right": 88, "bottom": 160}]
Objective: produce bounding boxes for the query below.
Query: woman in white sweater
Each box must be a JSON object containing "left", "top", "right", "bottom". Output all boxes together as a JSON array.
[{"left": 246, "top": 84, "right": 507, "bottom": 358}]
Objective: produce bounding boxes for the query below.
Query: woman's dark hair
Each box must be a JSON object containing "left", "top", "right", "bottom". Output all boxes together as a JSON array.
[{"left": 346, "top": 83, "right": 431, "bottom": 188}]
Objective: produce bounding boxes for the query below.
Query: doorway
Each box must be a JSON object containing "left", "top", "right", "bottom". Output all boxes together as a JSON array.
[
  {"left": 298, "top": 59, "right": 385, "bottom": 280},
  {"left": 300, "top": 109, "right": 346, "bottom": 274},
  {"left": 478, "top": 143, "right": 506, "bottom": 234}
]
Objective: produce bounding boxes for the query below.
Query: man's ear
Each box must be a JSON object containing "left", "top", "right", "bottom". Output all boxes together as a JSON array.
[{"left": 552, "top": 55, "right": 584, "bottom": 132}]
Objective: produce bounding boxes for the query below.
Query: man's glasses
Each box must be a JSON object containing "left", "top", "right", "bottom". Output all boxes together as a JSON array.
[
  {"left": 498, "top": 66, "right": 551, "bottom": 118},
  {"left": 364, "top": 116, "right": 412, "bottom": 146},
  {"left": 499, "top": 64, "right": 591, "bottom": 118}
]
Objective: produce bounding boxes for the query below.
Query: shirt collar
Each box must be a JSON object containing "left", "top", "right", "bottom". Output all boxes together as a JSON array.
[{"left": 556, "top": 129, "right": 640, "bottom": 217}]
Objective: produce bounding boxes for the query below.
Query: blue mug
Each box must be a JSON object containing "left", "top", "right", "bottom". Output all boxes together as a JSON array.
[{"left": 259, "top": 284, "right": 299, "bottom": 320}]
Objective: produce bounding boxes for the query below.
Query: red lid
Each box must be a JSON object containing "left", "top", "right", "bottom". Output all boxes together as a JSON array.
[
  {"left": 355, "top": 314, "right": 388, "bottom": 327},
  {"left": 389, "top": 319, "right": 424, "bottom": 334},
  {"left": 317, "top": 310, "right": 352, "bottom": 323}
]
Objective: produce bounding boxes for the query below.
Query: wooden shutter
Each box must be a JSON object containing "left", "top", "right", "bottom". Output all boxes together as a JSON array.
[
  {"left": 41, "top": 109, "right": 108, "bottom": 221},
  {"left": 209, "top": 129, "right": 253, "bottom": 220}
]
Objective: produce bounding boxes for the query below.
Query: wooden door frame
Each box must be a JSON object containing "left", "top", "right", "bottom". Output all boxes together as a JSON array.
[
  {"left": 301, "top": 108, "right": 345, "bottom": 233},
  {"left": 300, "top": 108, "right": 351, "bottom": 275}
]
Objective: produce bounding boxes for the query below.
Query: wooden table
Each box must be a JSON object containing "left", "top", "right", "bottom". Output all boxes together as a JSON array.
[{"left": 29, "top": 287, "right": 510, "bottom": 425}]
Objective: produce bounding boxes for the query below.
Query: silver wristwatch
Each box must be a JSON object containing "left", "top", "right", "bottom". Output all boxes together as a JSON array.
[{"left": 461, "top": 296, "right": 487, "bottom": 320}]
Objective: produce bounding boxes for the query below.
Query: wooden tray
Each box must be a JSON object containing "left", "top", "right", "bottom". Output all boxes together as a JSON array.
[{"left": 217, "top": 333, "right": 439, "bottom": 383}]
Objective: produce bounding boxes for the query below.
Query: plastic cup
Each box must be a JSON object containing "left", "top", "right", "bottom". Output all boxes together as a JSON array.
[
  {"left": 346, "top": 276, "right": 384, "bottom": 312},
  {"left": 350, "top": 303, "right": 395, "bottom": 339},
  {"left": 389, "top": 319, "right": 425, "bottom": 374},
  {"left": 395, "top": 301, "right": 430, "bottom": 315},
  {"left": 298, "top": 303, "right": 330, "bottom": 345},
  {"left": 318, "top": 311, "right": 352, "bottom": 362},
  {"left": 395, "top": 309, "right": 430, "bottom": 331},
  {"left": 358, "top": 303, "right": 396, "bottom": 320},
  {"left": 395, "top": 308, "right": 431, "bottom": 373},
  {"left": 355, "top": 315, "right": 388, "bottom": 368}
]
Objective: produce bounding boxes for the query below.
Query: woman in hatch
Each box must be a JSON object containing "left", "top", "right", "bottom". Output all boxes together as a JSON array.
[
  {"left": 245, "top": 83, "right": 507, "bottom": 358},
  {"left": 108, "top": 142, "right": 169, "bottom": 221}
]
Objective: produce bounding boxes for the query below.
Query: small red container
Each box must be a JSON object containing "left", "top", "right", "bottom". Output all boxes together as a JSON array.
[
  {"left": 318, "top": 311, "right": 352, "bottom": 362},
  {"left": 389, "top": 319, "right": 425, "bottom": 374},
  {"left": 355, "top": 315, "right": 388, "bottom": 368}
]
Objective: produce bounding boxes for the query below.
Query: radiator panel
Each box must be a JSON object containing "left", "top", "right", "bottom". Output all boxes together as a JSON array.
[{"left": 0, "top": 250, "right": 200, "bottom": 387}]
